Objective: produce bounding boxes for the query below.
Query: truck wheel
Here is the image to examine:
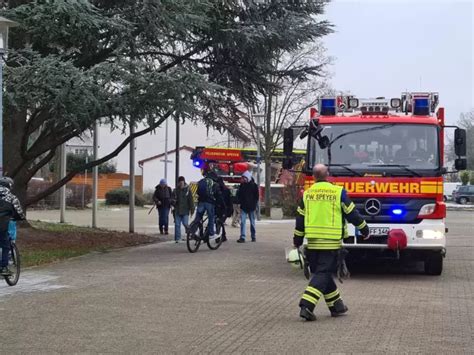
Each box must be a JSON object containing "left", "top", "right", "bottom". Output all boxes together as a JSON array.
[
  {"left": 424, "top": 253, "right": 443, "bottom": 275},
  {"left": 459, "top": 197, "right": 468, "bottom": 205}
]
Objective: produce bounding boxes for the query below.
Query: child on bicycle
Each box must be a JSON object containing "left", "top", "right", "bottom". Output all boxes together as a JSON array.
[{"left": 0, "top": 177, "right": 25, "bottom": 276}]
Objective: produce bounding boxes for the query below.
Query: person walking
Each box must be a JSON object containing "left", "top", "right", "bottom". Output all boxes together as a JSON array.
[
  {"left": 294, "top": 164, "right": 370, "bottom": 322},
  {"left": 153, "top": 179, "right": 173, "bottom": 235},
  {"left": 236, "top": 171, "right": 259, "bottom": 243},
  {"left": 172, "top": 176, "right": 194, "bottom": 243},
  {"left": 231, "top": 184, "right": 241, "bottom": 228}
]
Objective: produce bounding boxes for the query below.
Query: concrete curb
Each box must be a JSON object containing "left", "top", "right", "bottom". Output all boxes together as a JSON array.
[{"left": 446, "top": 206, "right": 474, "bottom": 211}]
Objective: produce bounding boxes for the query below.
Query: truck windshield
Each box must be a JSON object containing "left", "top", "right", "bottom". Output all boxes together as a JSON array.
[{"left": 309, "top": 124, "right": 440, "bottom": 176}]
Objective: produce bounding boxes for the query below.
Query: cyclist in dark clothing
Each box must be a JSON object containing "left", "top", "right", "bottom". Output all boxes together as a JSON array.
[
  {"left": 192, "top": 170, "right": 222, "bottom": 239},
  {"left": 0, "top": 177, "right": 25, "bottom": 276}
]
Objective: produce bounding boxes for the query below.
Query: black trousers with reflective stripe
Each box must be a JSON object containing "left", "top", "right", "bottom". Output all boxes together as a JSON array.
[{"left": 300, "top": 249, "right": 339, "bottom": 311}]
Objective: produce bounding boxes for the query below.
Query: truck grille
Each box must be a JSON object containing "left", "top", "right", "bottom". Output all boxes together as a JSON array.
[{"left": 351, "top": 197, "right": 436, "bottom": 224}]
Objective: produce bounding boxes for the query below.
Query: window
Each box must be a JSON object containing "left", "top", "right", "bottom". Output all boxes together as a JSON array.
[{"left": 310, "top": 123, "right": 440, "bottom": 175}]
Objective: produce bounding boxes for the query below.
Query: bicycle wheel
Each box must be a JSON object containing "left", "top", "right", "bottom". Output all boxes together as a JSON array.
[
  {"left": 207, "top": 219, "right": 224, "bottom": 250},
  {"left": 5, "top": 242, "right": 20, "bottom": 286},
  {"left": 186, "top": 221, "right": 202, "bottom": 253}
]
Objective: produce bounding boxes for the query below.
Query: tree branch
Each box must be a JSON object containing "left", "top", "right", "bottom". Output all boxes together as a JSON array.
[
  {"left": 24, "top": 149, "right": 56, "bottom": 182},
  {"left": 157, "top": 41, "right": 211, "bottom": 73},
  {"left": 25, "top": 112, "right": 172, "bottom": 207}
]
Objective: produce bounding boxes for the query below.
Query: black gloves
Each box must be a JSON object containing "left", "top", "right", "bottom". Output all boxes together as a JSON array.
[
  {"left": 359, "top": 225, "right": 370, "bottom": 239},
  {"left": 293, "top": 236, "right": 304, "bottom": 248}
]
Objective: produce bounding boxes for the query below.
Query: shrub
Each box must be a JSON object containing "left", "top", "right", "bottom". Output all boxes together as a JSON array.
[
  {"left": 105, "top": 188, "right": 145, "bottom": 206},
  {"left": 460, "top": 171, "right": 471, "bottom": 185},
  {"left": 142, "top": 189, "right": 155, "bottom": 205},
  {"left": 469, "top": 172, "right": 474, "bottom": 186}
]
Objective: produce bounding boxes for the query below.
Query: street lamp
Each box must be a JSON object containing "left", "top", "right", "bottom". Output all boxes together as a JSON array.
[
  {"left": 0, "top": 16, "right": 18, "bottom": 176},
  {"left": 253, "top": 112, "right": 265, "bottom": 221}
]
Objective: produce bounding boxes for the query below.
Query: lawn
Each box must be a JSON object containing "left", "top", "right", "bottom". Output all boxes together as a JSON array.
[{"left": 17, "top": 221, "right": 163, "bottom": 268}]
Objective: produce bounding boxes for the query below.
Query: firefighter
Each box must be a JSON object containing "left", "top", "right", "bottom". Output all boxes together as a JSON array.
[{"left": 294, "top": 164, "right": 370, "bottom": 321}]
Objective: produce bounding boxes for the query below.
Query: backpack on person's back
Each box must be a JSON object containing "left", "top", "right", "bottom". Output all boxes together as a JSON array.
[{"left": 197, "top": 177, "right": 216, "bottom": 203}]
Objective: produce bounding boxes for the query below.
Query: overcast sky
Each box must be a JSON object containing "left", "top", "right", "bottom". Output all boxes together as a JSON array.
[
  {"left": 107, "top": 0, "right": 473, "bottom": 174},
  {"left": 324, "top": 0, "right": 473, "bottom": 123}
]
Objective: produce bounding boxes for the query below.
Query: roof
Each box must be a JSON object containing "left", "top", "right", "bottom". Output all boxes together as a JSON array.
[{"left": 138, "top": 145, "right": 195, "bottom": 166}]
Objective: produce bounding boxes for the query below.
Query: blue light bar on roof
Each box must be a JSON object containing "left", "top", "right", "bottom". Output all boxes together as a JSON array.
[
  {"left": 320, "top": 98, "right": 336, "bottom": 116},
  {"left": 413, "top": 98, "right": 430, "bottom": 116}
]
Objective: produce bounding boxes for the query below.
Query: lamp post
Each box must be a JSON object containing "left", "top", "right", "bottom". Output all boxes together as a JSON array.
[
  {"left": 0, "top": 16, "right": 18, "bottom": 177},
  {"left": 253, "top": 112, "right": 265, "bottom": 221}
]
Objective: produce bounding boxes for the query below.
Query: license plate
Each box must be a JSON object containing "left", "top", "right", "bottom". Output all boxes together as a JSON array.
[
  {"left": 369, "top": 227, "right": 390, "bottom": 236},
  {"left": 356, "top": 227, "right": 390, "bottom": 237}
]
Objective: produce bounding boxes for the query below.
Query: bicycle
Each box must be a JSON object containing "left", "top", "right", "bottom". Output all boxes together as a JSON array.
[
  {"left": 186, "top": 214, "right": 225, "bottom": 253},
  {"left": 4, "top": 221, "right": 20, "bottom": 286}
]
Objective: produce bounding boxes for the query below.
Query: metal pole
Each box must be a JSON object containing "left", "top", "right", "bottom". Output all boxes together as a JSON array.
[
  {"left": 82, "top": 155, "right": 88, "bottom": 209},
  {"left": 129, "top": 121, "right": 135, "bottom": 233},
  {"left": 0, "top": 56, "right": 3, "bottom": 177},
  {"left": 164, "top": 117, "right": 169, "bottom": 181},
  {"left": 92, "top": 122, "right": 98, "bottom": 228},
  {"left": 175, "top": 116, "right": 180, "bottom": 187},
  {"left": 59, "top": 143, "right": 66, "bottom": 223},
  {"left": 256, "top": 122, "right": 262, "bottom": 221}
]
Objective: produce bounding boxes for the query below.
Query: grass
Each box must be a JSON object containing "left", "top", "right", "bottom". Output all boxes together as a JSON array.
[
  {"left": 21, "top": 249, "right": 90, "bottom": 268},
  {"left": 29, "top": 220, "right": 103, "bottom": 234},
  {"left": 18, "top": 221, "right": 159, "bottom": 268}
]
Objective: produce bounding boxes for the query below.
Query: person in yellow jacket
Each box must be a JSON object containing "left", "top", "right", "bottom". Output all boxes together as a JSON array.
[{"left": 294, "top": 164, "right": 370, "bottom": 321}]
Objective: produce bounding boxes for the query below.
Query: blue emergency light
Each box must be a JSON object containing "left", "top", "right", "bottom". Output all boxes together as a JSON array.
[
  {"left": 193, "top": 159, "right": 203, "bottom": 168},
  {"left": 413, "top": 98, "right": 430, "bottom": 115},
  {"left": 391, "top": 208, "right": 404, "bottom": 216},
  {"left": 320, "top": 98, "right": 337, "bottom": 116}
]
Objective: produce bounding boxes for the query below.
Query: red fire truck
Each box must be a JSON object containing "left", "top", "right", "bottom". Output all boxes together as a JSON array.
[{"left": 283, "top": 92, "right": 467, "bottom": 275}]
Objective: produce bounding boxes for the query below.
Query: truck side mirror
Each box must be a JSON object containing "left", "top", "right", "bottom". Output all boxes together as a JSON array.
[
  {"left": 454, "top": 128, "right": 467, "bottom": 156},
  {"left": 455, "top": 158, "right": 467, "bottom": 171}
]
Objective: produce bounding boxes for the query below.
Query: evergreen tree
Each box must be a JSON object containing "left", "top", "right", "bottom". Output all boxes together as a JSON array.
[{"left": 2, "top": 0, "right": 333, "bottom": 207}]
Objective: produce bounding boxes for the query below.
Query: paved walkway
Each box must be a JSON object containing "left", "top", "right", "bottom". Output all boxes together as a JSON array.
[{"left": 1, "top": 211, "right": 473, "bottom": 353}]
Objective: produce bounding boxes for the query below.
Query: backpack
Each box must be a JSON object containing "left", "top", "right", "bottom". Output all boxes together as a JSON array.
[{"left": 197, "top": 177, "right": 215, "bottom": 202}]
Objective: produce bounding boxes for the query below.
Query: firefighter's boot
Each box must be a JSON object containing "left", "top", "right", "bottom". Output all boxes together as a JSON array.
[
  {"left": 299, "top": 306, "right": 317, "bottom": 321},
  {"left": 330, "top": 299, "right": 348, "bottom": 317}
]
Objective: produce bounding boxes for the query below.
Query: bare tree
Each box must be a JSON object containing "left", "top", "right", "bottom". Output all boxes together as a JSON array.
[{"left": 241, "top": 43, "right": 332, "bottom": 216}]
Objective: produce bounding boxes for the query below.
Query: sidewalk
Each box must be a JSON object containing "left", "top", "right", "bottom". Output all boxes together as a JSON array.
[{"left": 1, "top": 211, "right": 473, "bottom": 353}]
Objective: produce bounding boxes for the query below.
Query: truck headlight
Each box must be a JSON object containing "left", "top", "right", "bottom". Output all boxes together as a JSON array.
[
  {"left": 416, "top": 230, "right": 444, "bottom": 239},
  {"left": 418, "top": 204, "right": 436, "bottom": 216}
]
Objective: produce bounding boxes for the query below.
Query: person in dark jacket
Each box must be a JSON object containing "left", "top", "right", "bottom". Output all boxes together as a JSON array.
[
  {"left": 215, "top": 177, "right": 233, "bottom": 242},
  {"left": 236, "top": 171, "right": 259, "bottom": 243},
  {"left": 191, "top": 170, "right": 221, "bottom": 240},
  {"left": 153, "top": 179, "right": 172, "bottom": 234},
  {"left": 0, "top": 177, "right": 25, "bottom": 276},
  {"left": 172, "top": 176, "right": 195, "bottom": 243}
]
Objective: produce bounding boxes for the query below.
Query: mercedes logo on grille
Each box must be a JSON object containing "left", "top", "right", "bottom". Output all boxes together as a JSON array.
[{"left": 365, "top": 198, "right": 381, "bottom": 216}]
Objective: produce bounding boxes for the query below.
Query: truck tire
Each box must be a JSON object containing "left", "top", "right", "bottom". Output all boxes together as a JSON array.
[
  {"left": 424, "top": 252, "right": 443, "bottom": 275},
  {"left": 459, "top": 197, "right": 468, "bottom": 205}
]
